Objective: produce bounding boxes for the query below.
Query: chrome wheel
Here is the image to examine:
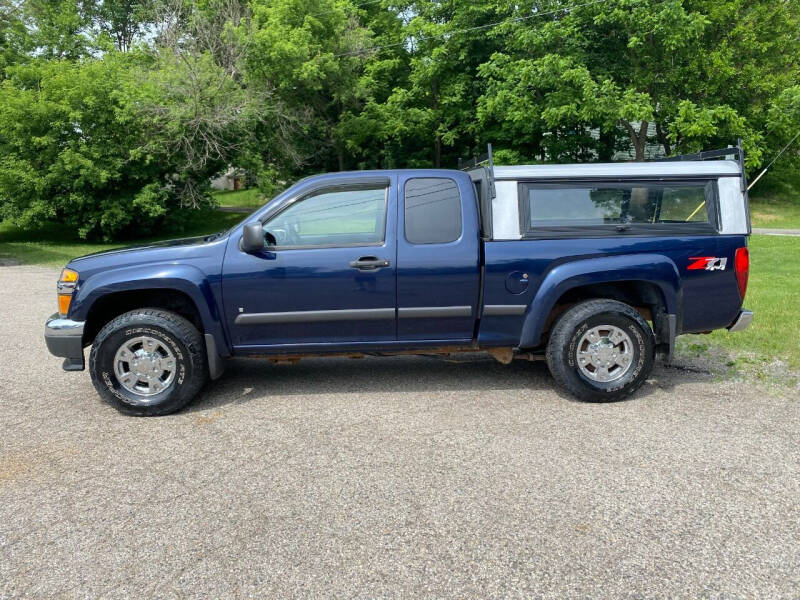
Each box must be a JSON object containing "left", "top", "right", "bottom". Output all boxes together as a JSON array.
[
  {"left": 113, "top": 336, "right": 177, "bottom": 398},
  {"left": 575, "top": 325, "right": 634, "bottom": 383}
]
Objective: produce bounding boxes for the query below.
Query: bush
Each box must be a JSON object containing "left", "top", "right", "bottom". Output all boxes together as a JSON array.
[{"left": 0, "top": 56, "right": 180, "bottom": 240}]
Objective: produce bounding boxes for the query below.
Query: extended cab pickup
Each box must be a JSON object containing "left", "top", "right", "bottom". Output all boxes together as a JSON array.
[{"left": 45, "top": 148, "right": 753, "bottom": 415}]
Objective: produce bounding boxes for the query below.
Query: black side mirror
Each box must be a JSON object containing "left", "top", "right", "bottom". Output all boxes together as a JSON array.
[{"left": 241, "top": 222, "right": 265, "bottom": 253}]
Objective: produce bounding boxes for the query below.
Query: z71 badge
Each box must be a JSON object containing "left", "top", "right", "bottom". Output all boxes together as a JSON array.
[{"left": 688, "top": 256, "right": 728, "bottom": 271}]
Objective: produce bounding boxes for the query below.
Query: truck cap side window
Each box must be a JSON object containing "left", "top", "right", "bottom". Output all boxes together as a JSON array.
[
  {"left": 518, "top": 180, "right": 718, "bottom": 236},
  {"left": 263, "top": 185, "right": 388, "bottom": 248},
  {"left": 404, "top": 177, "right": 462, "bottom": 244}
]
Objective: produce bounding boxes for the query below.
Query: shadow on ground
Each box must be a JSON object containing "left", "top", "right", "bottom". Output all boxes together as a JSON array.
[{"left": 186, "top": 353, "right": 715, "bottom": 413}]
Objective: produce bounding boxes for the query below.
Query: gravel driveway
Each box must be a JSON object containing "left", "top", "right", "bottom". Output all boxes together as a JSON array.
[{"left": 1, "top": 266, "right": 798, "bottom": 599}]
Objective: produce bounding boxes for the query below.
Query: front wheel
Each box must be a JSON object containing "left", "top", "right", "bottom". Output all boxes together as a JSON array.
[
  {"left": 89, "top": 309, "right": 208, "bottom": 416},
  {"left": 546, "top": 299, "right": 655, "bottom": 402}
]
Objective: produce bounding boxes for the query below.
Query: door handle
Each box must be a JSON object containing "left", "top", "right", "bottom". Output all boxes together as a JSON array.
[{"left": 350, "top": 256, "right": 391, "bottom": 270}]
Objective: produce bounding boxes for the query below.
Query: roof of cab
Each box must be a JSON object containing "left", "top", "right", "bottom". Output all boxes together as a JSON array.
[{"left": 492, "top": 160, "right": 741, "bottom": 180}]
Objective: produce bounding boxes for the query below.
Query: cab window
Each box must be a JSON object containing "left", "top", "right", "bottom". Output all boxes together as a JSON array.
[
  {"left": 404, "top": 178, "right": 462, "bottom": 244},
  {"left": 264, "top": 186, "right": 387, "bottom": 248}
]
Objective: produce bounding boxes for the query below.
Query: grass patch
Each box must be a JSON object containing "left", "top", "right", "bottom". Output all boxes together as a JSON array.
[
  {"left": 750, "top": 199, "right": 800, "bottom": 229},
  {"left": 0, "top": 209, "right": 243, "bottom": 268},
  {"left": 212, "top": 188, "right": 266, "bottom": 209},
  {"left": 749, "top": 175, "right": 800, "bottom": 229},
  {"left": 681, "top": 234, "right": 800, "bottom": 373}
]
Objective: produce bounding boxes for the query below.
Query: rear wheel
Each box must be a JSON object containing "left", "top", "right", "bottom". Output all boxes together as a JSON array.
[
  {"left": 546, "top": 299, "right": 655, "bottom": 402},
  {"left": 89, "top": 309, "right": 208, "bottom": 416}
]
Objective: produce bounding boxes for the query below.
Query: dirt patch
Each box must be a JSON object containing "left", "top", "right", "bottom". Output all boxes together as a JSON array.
[
  {"left": 193, "top": 409, "right": 224, "bottom": 425},
  {"left": 0, "top": 453, "right": 31, "bottom": 484},
  {"left": 0, "top": 446, "right": 80, "bottom": 485},
  {"left": 676, "top": 337, "right": 800, "bottom": 394}
]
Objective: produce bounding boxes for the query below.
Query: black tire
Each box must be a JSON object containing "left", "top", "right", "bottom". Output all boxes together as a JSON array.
[
  {"left": 89, "top": 309, "right": 208, "bottom": 416},
  {"left": 546, "top": 299, "right": 655, "bottom": 402}
]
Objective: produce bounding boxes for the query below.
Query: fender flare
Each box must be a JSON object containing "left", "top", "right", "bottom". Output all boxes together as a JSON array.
[
  {"left": 70, "top": 263, "right": 230, "bottom": 355},
  {"left": 518, "top": 253, "right": 681, "bottom": 349}
]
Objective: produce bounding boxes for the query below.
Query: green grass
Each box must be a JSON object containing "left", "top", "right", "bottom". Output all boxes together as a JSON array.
[
  {"left": 749, "top": 177, "right": 800, "bottom": 229},
  {"left": 750, "top": 198, "right": 800, "bottom": 229},
  {"left": 0, "top": 209, "right": 243, "bottom": 268},
  {"left": 212, "top": 188, "right": 266, "bottom": 209},
  {"left": 682, "top": 234, "right": 800, "bottom": 372}
]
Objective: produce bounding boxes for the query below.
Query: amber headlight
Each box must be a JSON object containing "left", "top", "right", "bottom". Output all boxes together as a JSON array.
[
  {"left": 57, "top": 268, "right": 79, "bottom": 316},
  {"left": 59, "top": 268, "right": 79, "bottom": 283}
]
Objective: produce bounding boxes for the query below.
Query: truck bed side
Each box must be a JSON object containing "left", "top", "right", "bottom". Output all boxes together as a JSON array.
[{"left": 478, "top": 235, "right": 747, "bottom": 350}]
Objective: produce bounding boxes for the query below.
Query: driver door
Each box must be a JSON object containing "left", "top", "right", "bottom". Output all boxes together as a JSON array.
[{"left": 221, "top": 177, "right": 397, "bottom": 349}]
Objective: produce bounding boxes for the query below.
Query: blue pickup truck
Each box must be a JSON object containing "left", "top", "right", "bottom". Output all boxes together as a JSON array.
[{"left": 45, "top": 146, "right": 753, "bottom": 415}]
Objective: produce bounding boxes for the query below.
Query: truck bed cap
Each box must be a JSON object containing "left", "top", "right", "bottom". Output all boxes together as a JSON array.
[{"left": 493, "top": 160, "right": 742, "bottom": 180}]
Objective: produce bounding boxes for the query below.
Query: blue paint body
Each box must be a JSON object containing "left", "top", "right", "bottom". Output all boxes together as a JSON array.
[
  {"left": 64, "top": 169, "right": 748, "bottom": 358},
  {"left": 395, "top": 171, "right": 481, "bottom": 341}
]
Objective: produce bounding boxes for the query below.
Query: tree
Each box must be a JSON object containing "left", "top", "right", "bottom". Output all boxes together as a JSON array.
[
  {"left": 760, "top": 85, "right": 800, "bottom": 187},
  {"left": 2, "top": 0, "right": 800, "bottom": 240},
  {"left": 92, "top": 0, "right": 153, "bottom": 51},
  {"left": 243, "top": 0, "right": 373, "bottom": 174},
  {"left": 121, "top": 0, "right": 285, "bottom": 208},
  {"left": 350, "top": 0, "right": 509, "bottom": 168},
  {"left": 23, "top": 0, "right": 94, "bottom": 59},
  {"left": 477, "top": 0, "right": 800, "bottom": 165},
  {"left": 0, "top": 57, "right": 173, "bottom": 239},
  {"left": 0, "top": 0, "right": 30, "bottom": 77}
]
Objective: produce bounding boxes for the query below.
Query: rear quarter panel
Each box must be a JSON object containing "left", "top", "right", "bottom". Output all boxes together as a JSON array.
[{"left": 479, "top": 234, "right": 747, "bottom": 348}]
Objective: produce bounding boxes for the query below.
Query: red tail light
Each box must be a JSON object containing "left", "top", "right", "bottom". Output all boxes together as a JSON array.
[{"left": 734, "top": 247, "right": 749, "bottom": 300}]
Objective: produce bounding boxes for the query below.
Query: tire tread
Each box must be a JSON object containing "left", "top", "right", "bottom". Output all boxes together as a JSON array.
[
  {"left": 546, "top": 299, "right": 654, "bottom": 403},
  {"left": 89, "top": 308, "right": 208, "bottom": 416}
]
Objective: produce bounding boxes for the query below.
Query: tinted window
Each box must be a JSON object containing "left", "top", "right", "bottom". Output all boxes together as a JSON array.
[
  {"left": 264, "top": 186, "right": 387, "bottom": 248},
  {"left": 521, "top": 182, "right": 712, "bottom": 228},
  {"left": 404, "top": 178, "right": 462, "bottom": 244}
]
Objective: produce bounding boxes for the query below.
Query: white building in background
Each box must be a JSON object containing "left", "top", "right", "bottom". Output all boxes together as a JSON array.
[
  {"left": 210, "top": 168, "right": 245, "bottom": 191},
  {"left": 605, "top": 122, "right": 665, "bottom": 161}
]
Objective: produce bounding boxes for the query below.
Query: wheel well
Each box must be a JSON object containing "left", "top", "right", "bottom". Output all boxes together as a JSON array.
[
  {"left": 82, "top": 289, "right": 204, "bottom": 346},
  {"left": 542, "top": 281, "right": 667, "bottom": 338}
]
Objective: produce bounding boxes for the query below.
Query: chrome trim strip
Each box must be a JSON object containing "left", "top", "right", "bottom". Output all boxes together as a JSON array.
[
  {"left": 45, "top": 313, "right": 85, "bottom": 337},
  {"left": 57, "top": 281, "right": 76, "bottom": 294},
  {"left": 235, "top": 308, "right": 395, "bottom": 325},
  {"left": 727, "top": 309, "right": 753, "bottom": 332},
  {"left": 483, "top": 304, "right": 527, "bottom": 316},
  {"left": 397, "top": 306, "right": 472, "bottom": 318}
]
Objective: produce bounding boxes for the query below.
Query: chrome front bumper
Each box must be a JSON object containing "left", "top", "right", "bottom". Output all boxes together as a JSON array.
[
  {"left": 727, "top": 309, "right": 753, "bottom": 333},
  {"left": 44, "top": 313, "right": 86, "bottom": 371}
]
